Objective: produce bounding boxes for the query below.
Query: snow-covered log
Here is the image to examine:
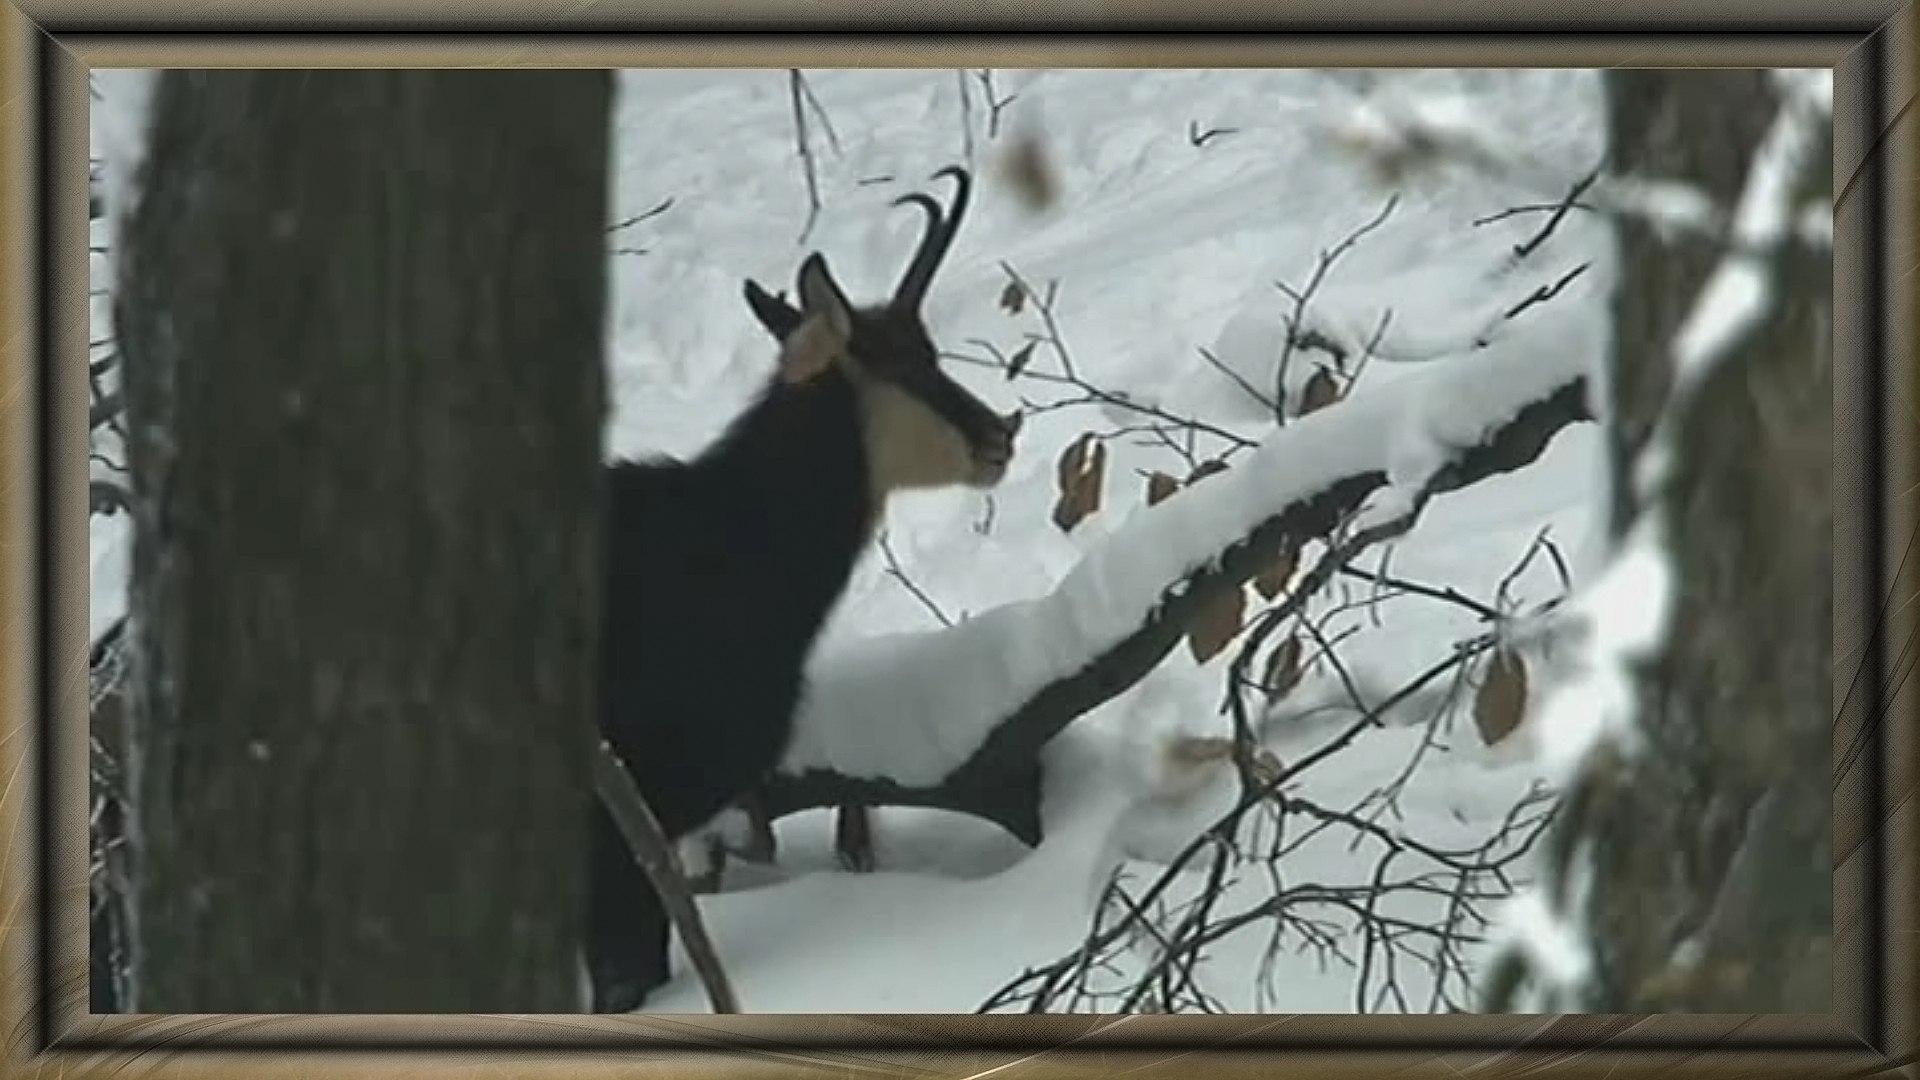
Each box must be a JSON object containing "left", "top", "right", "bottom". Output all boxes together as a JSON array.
[{"left": 763, "top": 321, "right": 1597, "bottom": 835}]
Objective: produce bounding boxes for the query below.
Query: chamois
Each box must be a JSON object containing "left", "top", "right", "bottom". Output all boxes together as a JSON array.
[{"left": 590, "top": 167, "right": 1020, "bottom": 1013}]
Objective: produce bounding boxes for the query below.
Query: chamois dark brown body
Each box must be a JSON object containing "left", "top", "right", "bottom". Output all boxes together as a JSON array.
[
  {"left": 589, "top": 372, "right": 873, "bottom": 1013},
  {"left": 587, "top": 166, "right": 1020, "bottom": 1013}
]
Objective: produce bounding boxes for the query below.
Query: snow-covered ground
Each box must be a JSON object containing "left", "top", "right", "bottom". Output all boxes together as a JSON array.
[{"left": 89, "top": 68, "right": 1615, "bottom": 1013}]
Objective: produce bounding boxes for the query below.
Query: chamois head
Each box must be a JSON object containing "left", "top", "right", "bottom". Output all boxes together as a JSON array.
[{"left": 742, "top": 166, "right": 1022, "bottom": 492}]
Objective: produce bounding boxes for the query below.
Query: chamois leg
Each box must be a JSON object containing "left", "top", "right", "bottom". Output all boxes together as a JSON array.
[{"left": 586, "top": 800, "right": 673, "bottom": 1013}]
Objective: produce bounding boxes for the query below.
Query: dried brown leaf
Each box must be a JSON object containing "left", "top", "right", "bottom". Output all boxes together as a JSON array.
[
  {"left": 1001, "top": 131, "right": 1061, "bottom": 213},
  {"left": 1249, "top": 749, "right": 1287, "bottom": 792},
  {"left": 1050, "top": 488, "right": 1090, "bottom": 533},
  {"left": 1186, "top": 458, "right": 1230, "bottom": 485},
  {"left": 1055, "top": 433, "right": 1092, "bottom": 494},
  {"left": 1079, "top": 438, "right": 1108, "bottom": 513},
  {"left": 1000, "top": 280, "right": 1027, "bottom": 315},
  {"left": 1187, "top": 583, "right": 1247, "bottom": 664},
  {"left": 1260, "top": 634, "right": 1304, "bottom": 702},
  {"left": 1252, "top": 544, "right": 1299, "bottom": 600},
  {"left": 1006, "top": 340, "right": 1037, "bottom": 380},
  {"left": 1474, "top": 649, "right": 1530, "bottom": 747},
  {"left": 1145, "top": 470, "right": 1180, "bottom": 506},
  {"left": 1051, "top": 434, "right": 1106, "bottom": 533},
  {"left": 1300, "top": 367, "right": 1342, "bottom": 416}
]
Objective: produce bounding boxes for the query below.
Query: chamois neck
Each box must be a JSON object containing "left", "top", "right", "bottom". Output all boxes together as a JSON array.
[{"left": 691, "top": 369, "right": 876, "bottom": 563}]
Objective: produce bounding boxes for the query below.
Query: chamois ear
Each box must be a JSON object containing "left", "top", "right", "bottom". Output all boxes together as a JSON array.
[
  {"left": 776, "top": 254, "right": 855, "bottom": 385},
  {"left": 743, "top": 279, "right": 804, "bottom": 341}
]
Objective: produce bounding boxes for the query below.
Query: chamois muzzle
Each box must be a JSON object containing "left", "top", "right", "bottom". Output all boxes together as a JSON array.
[{"left": 969, "top": 409, "right": 1023, "bottom": 487}]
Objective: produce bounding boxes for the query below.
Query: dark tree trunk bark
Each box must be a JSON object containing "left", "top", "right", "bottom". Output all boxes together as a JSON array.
[
  {"left": 1488, "top": 70, "right": 1832, "bottom": 1012},
  {"left": 115, "top": 70, "right": 612, "bottom": 1012}
]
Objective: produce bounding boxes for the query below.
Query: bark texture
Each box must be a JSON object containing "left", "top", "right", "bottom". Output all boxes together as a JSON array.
[
  {"left": 1489, "top": 69, "right": 1833, "bottom": 1013},
  {"left": 116, "top": 69, "right": 612, "bottom": 1012}
]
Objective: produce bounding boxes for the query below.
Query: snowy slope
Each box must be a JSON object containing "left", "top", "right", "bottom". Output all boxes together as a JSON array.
[{"left": 88, "top": 67, "right": 1612, "bottom": 1013}]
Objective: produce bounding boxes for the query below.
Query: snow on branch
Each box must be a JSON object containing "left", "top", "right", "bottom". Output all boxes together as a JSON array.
[{"left": 764, "top": 321, "right": 1596, "bottom": 820}]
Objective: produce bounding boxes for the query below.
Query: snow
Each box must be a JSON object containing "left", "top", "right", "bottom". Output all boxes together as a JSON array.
[
  {"left": 1669, "top": 67, "right": 1831, "bottom": 397},
  {"left": 792, "top": 307, "right": 1592, "bottom": 786},
  {"left": 89, "top": 68, "right": 1616, "bottom": 1013}
]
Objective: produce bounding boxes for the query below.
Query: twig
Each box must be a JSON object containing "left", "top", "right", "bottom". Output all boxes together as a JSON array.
[
  {"left": 788, "top": 69, "right": 832, "bottom": 245},
  {"left": 793, "top": 71, "right": 843, "bottom": 156},
  {"left": 90, "top": 391, "right": 125, "bottom": 432},
  {"left": 1510, "top": 166, "right": 1601, "bottom": 260},
  {"left": 1273, "top": 196, "right": 1400, "bottom": 423},
  {"left": 1336, "top": 564, "right": 1503, "bottom": 622},
  {"left": 1498, "top": 261, "right": 1593, "bottom": 326},
  {"left": 979, "top": 640, "right": 1544, "bottom": 1013},
  {"left": 1188, "top": 120, "right": 1241, "bottom": 148},
  {"left": 1343, "top": 308, "right": 1395, "bottom": 393},
  {"left": 957, "top": 69, "right": 976, "bottom": 166},
  {"left": 592, "top": 743, "right": 740, "bottom": 1014},
  {"left": 1472, "top": 201, "right": 1599, "bottom": 228},
  {"left": 964, "top": 266, "right": 1260, "bottom": 463},
  {"left": 877, "top": 531, "right": 955, "bottom": 627},
  {"left": 973, "top": 70, "right": 1017, "bottom": 139},
  {"left": 606, "top": 196, "right": 675, "bottom": 234},
  {"left": 1195, "top": 345, "right": 1277, "bottom": 416}
]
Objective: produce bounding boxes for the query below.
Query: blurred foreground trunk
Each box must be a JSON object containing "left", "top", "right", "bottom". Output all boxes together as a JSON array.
[
  {"left": 1487, "top": 69, "right": 1833, "bottom": 1012},
  {"left": 115, "top": 69, "right": 612, "bottom": 1012}
]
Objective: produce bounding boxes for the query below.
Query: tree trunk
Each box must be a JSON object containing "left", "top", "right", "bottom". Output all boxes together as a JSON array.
[
  {"left": 1489, "top": 70, "right": 1832, "bottom": 1012},
  {"left": 115, "top": 70, "right": 612, "bottom": 1012}
]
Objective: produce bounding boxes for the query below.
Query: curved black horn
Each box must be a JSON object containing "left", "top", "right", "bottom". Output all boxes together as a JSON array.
[{"left": 889, "top": 166, "right": 971, "bottom": 310}]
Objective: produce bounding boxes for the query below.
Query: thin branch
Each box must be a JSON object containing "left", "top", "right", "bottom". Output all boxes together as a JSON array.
[
  {"left": 957, "top": 69, "right": 976, "bottom": 166},
  {"left": 973, "top": 69, "right": 1017, "bottom": 139},
  {"left": 1188, "top": 120, "right": 1241, "bottom": 148},
  {"left": 1274, "top": 196, "right": 1400, "bottom": 422},
  {"left": 592, "top": 743, "right": 740, "bottom": 1014},
  {"left": 788, "top": 69, "right": 828, "bottom": 245},
  {"left": 1498, "top": 261, "right": 1593, "bottom": 326},
  {"left": 1472, "top": 201, "right": 1599, "bottom": 228},
  {"left": 963, "top": 268, "right": 1260, "bottom": 461},
  {"left": 1508, "top": 166, "right": 1602, "bottom": 259},
  {"left": 877, "top": 530, "right": 955, "bottom": 627},
  {"left": 1336, "top": 564, "right": 1503, "bottom": 622},
  {"left": 606, "top": 196, "right": 675, "bottom": 234},
  {"left": 1196, "top": 345, "right": 1278, "bottom": 415}
]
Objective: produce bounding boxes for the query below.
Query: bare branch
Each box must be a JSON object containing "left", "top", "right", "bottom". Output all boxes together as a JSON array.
[
  {"left": 592, "top": 743, "right": 740, "bottom": 1014},
  {"left": 956, "top": 69, "right": 976, "bottom": 165},
  {"left": 972, "top": 69, "right": 1017, "bottom": 139},
  {"left": 877, "top": 530, "right": 955, "bottom": 627},
  {"left": 1188, "top": 120, "right": 1241, "bottom": 148},
  {"left": 1496, "top": 261, "right": 1593, "bottom": 328},
  {"left": 1274, "top": 196, "right": 1399, "bottom": 422},
  {"left": 1195, "top": 345, "right": 1277, "bottom": 416},
  {"left": 787, "top": 69, "right": 830, "bottom": 245},
  {"left": 1506, "top": 166, "right": 1601, "bottom": 260},
  {"left": 1472, "top": 201, "right": 1599, "bottom": 228},
  {"left": 758, "top": 371, "right": 1594, "bottom": 831},
  {"left": 961, "top": 268, "right": 1261, "bottom": 464},
  {"left": 606, "top": 196, "right": 675, "bottom": 234},
  {"left": 90, "top": 389, "right": 124, "bottom": 431}
]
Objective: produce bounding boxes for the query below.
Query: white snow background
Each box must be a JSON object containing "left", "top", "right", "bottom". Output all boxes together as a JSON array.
[{"left": 88, "top": 68, "right": 1617, "bottom": 1013}]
